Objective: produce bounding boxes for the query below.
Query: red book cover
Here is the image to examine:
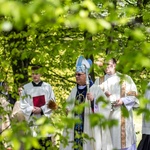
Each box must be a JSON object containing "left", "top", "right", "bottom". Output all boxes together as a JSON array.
[{"left": 33, "top": 95, "right": 45, "bottom": 107}]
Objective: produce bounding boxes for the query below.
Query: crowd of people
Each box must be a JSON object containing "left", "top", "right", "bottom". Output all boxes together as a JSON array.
[{"left": 0, "top": 55, "right": 150, "bottom": 150}]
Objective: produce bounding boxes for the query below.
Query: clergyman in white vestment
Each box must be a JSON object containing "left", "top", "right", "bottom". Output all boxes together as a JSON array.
[
  {"left": 59, "top": 56, "right": 113, "bottom": 150},
  {"left": 95, "top": 58, "right": 139, "bottom": 150},
  {"left": 20, "top": 65, "right": 55, "bottom": 149}
]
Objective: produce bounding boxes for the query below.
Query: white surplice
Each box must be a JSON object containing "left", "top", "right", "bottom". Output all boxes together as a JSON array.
[
  {"left": 59, "top": 84, "right": 113, "bottom": 150},
  {"left": 20, "top": 82, "right": 55, "bottom": 137}
]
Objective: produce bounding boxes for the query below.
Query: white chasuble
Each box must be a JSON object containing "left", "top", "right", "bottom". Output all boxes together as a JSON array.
[
  {"left": 59, "top": 84, "right": 113, "bottom": 150},
  {"left": 95, "top": 72, "right": 139, "bottom": 149}
]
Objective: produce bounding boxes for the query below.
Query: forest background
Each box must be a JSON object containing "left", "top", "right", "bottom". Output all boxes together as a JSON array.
[{"left": 0, "top": 0, "right": 150, "bottom": 149}]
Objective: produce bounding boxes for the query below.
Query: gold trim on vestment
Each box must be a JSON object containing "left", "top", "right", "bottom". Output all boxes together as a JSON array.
[
  {"left": 121, "top": 82, "right": 126, "bottom": 148},
  {"left": 126, "top": 91, "right": 137, "bottom": 97},
  {"left": 99, "top": 76, "right": 137, "bottom": 148}
]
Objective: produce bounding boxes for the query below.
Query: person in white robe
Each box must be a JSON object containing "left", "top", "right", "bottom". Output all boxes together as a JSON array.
[
  {"left": 59, "top": 56, "right": 113, "bottom": 150},
  {"left": 95, "top": 58, "right": 139, "bottom": 150},
  {"left": 10, "top": 87, "right": 25, "bottom": 150},
  {"left": 137, "top": 82, "right": 150, "bottom": 150},
  {"left": 11, "top": 87, "right": 25, "bottom": 122},
  {"left": 20, "top": 65, "right": 55, "bottom": 149}
]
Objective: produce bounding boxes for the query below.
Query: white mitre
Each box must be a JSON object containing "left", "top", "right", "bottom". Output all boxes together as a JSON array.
[{"left": 76, "top": 56, "right": 91, "bottom": 73}]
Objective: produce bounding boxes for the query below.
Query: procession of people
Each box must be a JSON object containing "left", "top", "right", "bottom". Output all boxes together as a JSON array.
[{"left": 0, "top": 55, "right": 149, "bottom": 150}]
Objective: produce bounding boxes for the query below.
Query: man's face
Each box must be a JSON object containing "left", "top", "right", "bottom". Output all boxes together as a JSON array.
[
  {"left": 104, "top": 60, "right": 116, "bottom": 75},
  {"left": 75, "top": 72, "right": 86, "bottom": 86},
  {"left": 18, "top": 87, "right": 23, "bottom": 96},
  {"left": 32, "top": 71, "right": 41, "bottom": 83}
]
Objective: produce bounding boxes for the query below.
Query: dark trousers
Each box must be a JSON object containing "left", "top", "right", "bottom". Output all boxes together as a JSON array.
[{"left": 137, "top": 134, "right": 150, "bottom": 150}]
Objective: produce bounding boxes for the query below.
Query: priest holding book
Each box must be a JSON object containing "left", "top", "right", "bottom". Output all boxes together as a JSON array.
[{"left": 20, "top": 65, "right": 55, "bottom": 149}]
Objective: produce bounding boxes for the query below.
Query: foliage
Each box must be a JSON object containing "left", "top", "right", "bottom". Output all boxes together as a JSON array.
[{"left": 0, "top": 0, "right": 150, "bottom": 149}]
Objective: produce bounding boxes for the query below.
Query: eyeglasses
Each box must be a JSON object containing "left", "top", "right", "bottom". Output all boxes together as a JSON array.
[{"left": 75, "top": 73, "right": 85, "bottom": 77}]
